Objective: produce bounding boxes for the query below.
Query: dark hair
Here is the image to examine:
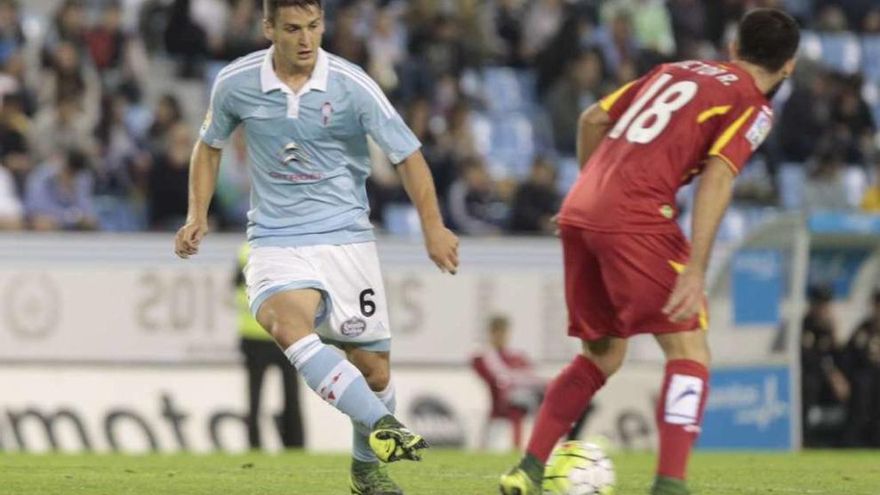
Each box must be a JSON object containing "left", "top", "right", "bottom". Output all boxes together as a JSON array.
[
  {"left": 263, "top": 0, "right": 321, "bottom": 21},
  {"left": 737, "top": 8, "right": 800, "bottom": 72}
]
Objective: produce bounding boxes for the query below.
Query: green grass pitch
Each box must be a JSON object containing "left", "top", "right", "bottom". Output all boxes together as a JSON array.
[{"left": 2, "top": 450, "right": 878, "bottom": 494}]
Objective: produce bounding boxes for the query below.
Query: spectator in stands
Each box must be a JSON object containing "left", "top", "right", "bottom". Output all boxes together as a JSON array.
[
  {"left": 0, "top": 160, "right": 21, "bottom": 229},
  {"left": 779, "top": 68, "right": 833, "bottom": 163},
  {"left": 842, "top": 289, "right": 880, "bottom": 446},
  {"left": 366, "top": 3, "right": 406, "bottom": 92},
  {"left": 667, "top": 0, "right": 707, "bottom": 60},
  {"left": 864, "top": 7, "right": 880, "bottom": 33},
  {"left": 0, "top": 0, "right": 23, "bottom": 68},
  {"left": 92, "top": 92, "right": 148, "bottom": 231},
  {"left": 41, "top": 0, "right": 88, "bottom": 68},
  {"left": 471, "top": 315, "right": 546, "bottom": 450},
  {"left": 544, "top": 49, "right": 604, "bottom": 155},
  {"left": 84, "top": 0, "right": 149, "bottom": 92},
  {"left": 164, "top": 0, "right": 209, "bottom": 78},
  {"left": 592, "top": 9, "right": 640, "bottom": 80},
  {"left": 30, "top": 95, "right": 96, "bottom": 162},
  {"left": 216, "top": 0, "right": 267, "bottom": 61},
  {"left": 829, "top": 75, "right": 876, "bottom": 164},
  {"left": 801, "top": 285, "right": 850, "bottom": 447},
  {"left": 521, "top": 0, "right": 565, "bottom": 62},
  {"left": 40, "top": 40, "right": 101, "bottom": 115},
  {"left": 509, "top": 156, "right": 559, "bottom": 234},
  {"left": 146, "top": 94, "right": 183, "bottom": 154},
  {"left": 324, "top": 0, "right": 368, "bottom": 67},
  {"left": 24, "top": 148, "right": 97, "bottom": 231},
  {"left": 601, "top": 0, "right": 676, "bottom": 57},
  {"left": 860, "top": 158, "right": 880, "bottom": 212},
  {"left": 447, "top": 157, "right": 506, "bottom": 235},
  {"left": 803, "top": 151, "right": 851, "bottom": 211},
  {"left": 147, "top": 123, "right": 199, "bottom": 230}
]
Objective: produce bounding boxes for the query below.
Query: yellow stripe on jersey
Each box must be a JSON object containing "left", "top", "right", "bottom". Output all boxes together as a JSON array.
[
  {"left": 599, "top": 80, "right": 637, "bottom": 112},
  {"left": 668, "top": 260, "right": 709, "bottom": 330},
  {"left": 697, "top": 105, "right": 732, "bottom": 123},
  {"left": 708, "top": 106, "right": 755, "bottom": 156}
]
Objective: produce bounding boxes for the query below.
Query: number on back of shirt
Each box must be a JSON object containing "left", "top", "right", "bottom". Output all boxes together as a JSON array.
[{"left": 608, "top": 73, "right": 698, "bottom": 144}]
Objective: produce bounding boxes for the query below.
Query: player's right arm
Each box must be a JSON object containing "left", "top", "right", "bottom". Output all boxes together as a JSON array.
[
  {"left": 175, "top": 76, "right": 240, "bottom": 259},
  {"left": 577, "top": 68, "right": 661, "bottom": 168},
  {"left": 175, "top": 142, "right": 222, "bottom": 258}
]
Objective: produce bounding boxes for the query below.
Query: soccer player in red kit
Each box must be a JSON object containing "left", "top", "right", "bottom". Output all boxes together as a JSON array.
[{"left": 500, "top": 9, "right": 800, "bottom": 495}]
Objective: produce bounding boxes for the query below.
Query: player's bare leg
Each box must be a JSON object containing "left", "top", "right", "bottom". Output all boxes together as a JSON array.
[
  {"left": 500, "top": 337, "right": 627, "bottom": 494},
  {"left": 346, "top": 347, "right": 408, "bottom": 495},
  {"left": 651, "top": 329, "right": 711, "bottom": 495},
  {"left": 257, "top": 290, "right": 421, "bottom": 466}
]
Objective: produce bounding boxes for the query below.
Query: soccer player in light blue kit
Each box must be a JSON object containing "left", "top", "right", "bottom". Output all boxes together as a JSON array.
[{"left": 173, "top": 1, "right": 459, "bottom": 493}]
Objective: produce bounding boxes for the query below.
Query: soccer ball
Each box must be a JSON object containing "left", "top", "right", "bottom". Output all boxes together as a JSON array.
[{"left": 542, "top": 441, "right": 615, "bottom": 495}]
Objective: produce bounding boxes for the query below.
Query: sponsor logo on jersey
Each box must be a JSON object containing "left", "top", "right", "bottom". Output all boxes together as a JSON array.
[
  {"left": 321, "top": 102, "right": 333, "bottom": 127},
  {"left": 340, "top": 317, "right": 367, "bottom": 337},
  {"left": 745, "top": 110, "right": 772, "bottom": 150},
  {"left": 281, "top": 141, "right": 311, "bottom": 166}
]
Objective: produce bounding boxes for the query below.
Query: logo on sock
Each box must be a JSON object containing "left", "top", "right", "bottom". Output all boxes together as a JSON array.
[{"left": 665, "top": 374, "right": 704, "bottom": 425}]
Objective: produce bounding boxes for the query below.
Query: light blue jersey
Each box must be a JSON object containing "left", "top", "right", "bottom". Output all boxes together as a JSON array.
[{"left": 200, "top": 47, "right": 421, "bottom": 247}]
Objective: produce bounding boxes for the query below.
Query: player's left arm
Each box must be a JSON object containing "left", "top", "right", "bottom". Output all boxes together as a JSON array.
[
  {"left": 398, "top": 151, "right": 460, "bottom": 275},
  {"left": 663, "top": 157, "right": 734, "bottom": 323},
  {"left": 664, "top": 103, "right": 773, "bottom": 322},
  {"left": 346, "top": 69, "right": 459, "bottom": 274}
]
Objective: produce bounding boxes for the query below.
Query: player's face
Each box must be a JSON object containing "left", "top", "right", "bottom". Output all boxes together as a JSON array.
[{"left": 264, "top": 6, "right": 324, "bottom": 72}]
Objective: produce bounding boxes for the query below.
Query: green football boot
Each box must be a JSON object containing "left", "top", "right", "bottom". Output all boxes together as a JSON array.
[
  {"left": 650, "top": 476, "right": 691, "bottom": 495},
  {"left": 368, "top": 415, "right": 429, "bottom": 463},
  {"left": 498, "top": 466, "right": 542, "bottom": 495},
  {"left": 349, "top": 459, "right": 403, "bottom": 495}
]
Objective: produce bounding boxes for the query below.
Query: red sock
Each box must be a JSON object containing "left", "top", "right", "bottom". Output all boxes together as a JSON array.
[
  {"left": 526, "top": 355, "right": 606, "bottom": 462},
  {"left": 656, "top": 359, "right": 710, "bottom": 480}
]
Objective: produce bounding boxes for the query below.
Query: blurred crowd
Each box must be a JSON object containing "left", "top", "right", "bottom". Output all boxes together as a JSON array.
[
  {"left": 801, "top": 286, "right": 880, "bottom": 447},
  {"left": 0, "top": 0, "right": 879, "bottom": 234}
]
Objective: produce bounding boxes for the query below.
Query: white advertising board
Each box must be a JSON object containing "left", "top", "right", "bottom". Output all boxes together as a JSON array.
[{"left": 0, "top": 364, "right": 662, "bottom": 453}]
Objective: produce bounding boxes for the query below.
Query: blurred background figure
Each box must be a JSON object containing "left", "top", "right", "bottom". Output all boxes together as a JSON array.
[
  {"left": 472, "top": 315, "right": 546, "bottom": 451},
  {"left": 842, "top": 290, "right": 880, "bottom": 447},
  {"left": 235, "top": 243, "right": 304, "bottom": 450},
  {"left": 801, "top": 285, "right": 850, "bottom": 447}
]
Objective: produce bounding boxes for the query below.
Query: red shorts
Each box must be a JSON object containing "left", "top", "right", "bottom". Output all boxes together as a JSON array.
[{"left": 561, "top": 225, "right": 707, "bottom": 341}]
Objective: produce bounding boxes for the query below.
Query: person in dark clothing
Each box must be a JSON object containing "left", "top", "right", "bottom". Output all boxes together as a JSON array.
[
  {"left": 842, "top": 290, "right": 880, "bottom": 447},
  {"left": 235, "top": 243, "right": 304, "bottom": 449},
  {"left": 801, "top": 285, "right": 850, "bottom": 447},
  {"left": 508, "top": 156, "right": 559, "bottom": 234}
]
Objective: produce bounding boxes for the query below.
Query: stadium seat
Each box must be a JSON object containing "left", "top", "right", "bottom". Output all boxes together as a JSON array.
[
  {"left": 486, "top": 113, "right": 536, "bottom": 179},
  {"left": 778, "top": 163, "right": 807, "bottom": 210},
  {"left": 800, "top": 31, "right": 862, "bottom": 75},
  {"left": 482, "top": 67, "right": 535, "bottom": 113},
  {"left": 382, "top": 203, "right": 421, "bottom": 236},
  {"left": 861, "top": 35, "right": 880, "bottom": 82}
]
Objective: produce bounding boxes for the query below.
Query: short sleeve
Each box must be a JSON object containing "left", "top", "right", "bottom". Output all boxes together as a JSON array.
[
  {"left": 200, "top": 78, "right": 240, "bottom": 148},
  {"left": 347, "top": 70, "right": 421, "bottom": 164},
  {"left": 706, "top": 104, "right": 773, "bottom": 175},
  {"left": 598, "top": 66, "right": 662, "bottom": 121}
]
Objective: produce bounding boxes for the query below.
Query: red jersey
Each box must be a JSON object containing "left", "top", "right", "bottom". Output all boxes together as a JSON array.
[{"left": 558, "top": 60, "right": 772, "bottom": 233}]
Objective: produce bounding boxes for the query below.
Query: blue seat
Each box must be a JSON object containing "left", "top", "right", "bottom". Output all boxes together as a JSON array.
[
  {"left": 778, "top": 163, "right": 806, "bottom": 210},
  {"left": 799, "top": 31, "right": 861, "bottom": 74},
  {"left": 486, "top": 113, "right": 535, "bottom": 179},
  {"left": 482, "top": 67, "right": 534, "bottom": 113},
  {"left": 861, "top": 35, "right": 880, "bottom": 82}
]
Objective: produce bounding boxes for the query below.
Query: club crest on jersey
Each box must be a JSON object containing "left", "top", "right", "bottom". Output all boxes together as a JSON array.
[
  {"left": 321, "top": 101, "right": 333, "bottom": 127},
  {"left": 746, "top": 109, "right": 772, "bottom": 151},
  {"left": 340, "top": 317, "right": 366, "bottom": 337},
  {"left": 281, "top": 141, "right": 311, "bottom": 166}
]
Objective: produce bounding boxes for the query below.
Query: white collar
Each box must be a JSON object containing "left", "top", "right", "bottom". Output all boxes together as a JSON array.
[{"left": 260, "top": 45, "right": 329, "bottom": 94}]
